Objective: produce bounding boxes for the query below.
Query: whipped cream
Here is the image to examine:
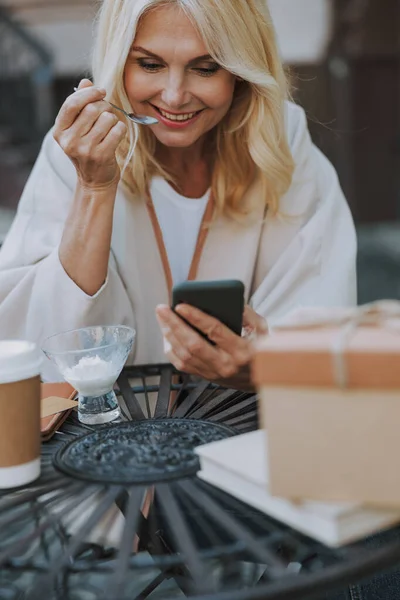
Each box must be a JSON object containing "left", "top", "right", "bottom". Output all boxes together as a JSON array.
[{"left": 64, "top": 355, "right": 118, "bottom": 396}]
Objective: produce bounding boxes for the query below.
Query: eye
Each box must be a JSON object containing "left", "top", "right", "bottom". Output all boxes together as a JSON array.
[
  {"left": 193, "top": 65, "right": 221, "bottom": 77},
  {"left": 137, "top": 59, "right": 164, "bottom": 72}
]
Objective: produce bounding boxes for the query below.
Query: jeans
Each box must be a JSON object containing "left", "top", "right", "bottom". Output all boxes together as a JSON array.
[{"left": 324, "top": 525, "right": 400, "bottom": 600}]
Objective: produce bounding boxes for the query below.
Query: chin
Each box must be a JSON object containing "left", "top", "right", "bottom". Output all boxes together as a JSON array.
[{"left": 153, "top": 132, "right": 202, "bottom": 149}]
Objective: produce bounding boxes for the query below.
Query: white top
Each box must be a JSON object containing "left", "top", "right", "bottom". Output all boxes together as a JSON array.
[{"left": 150, "top": 177, "right": 209, "bottom": 284}]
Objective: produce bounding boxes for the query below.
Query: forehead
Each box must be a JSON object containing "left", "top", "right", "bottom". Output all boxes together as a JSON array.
[{"left": 134, "top": 4, "right": 208, "bottom": 57}]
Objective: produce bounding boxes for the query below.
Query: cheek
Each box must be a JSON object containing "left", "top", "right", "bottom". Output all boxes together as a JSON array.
[
  {"left": 201, "top": 78, "right": 236, "bottom": 114},
  {"left": 124, "top": 67, "right": 153, "bottom": 103}
]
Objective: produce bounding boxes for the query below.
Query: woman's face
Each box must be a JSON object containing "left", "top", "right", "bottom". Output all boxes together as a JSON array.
[{"left": 124, "top": 4, "right": 236, "bottom": 149}]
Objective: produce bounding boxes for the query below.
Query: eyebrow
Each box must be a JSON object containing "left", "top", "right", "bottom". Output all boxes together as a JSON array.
[{"left": 130, "top": 46, "right": 213, "bottom": 65}]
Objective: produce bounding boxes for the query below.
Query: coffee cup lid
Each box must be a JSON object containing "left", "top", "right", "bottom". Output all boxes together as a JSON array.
[{"left": 0, "top": 341, "right": 42, "bottom": 384}]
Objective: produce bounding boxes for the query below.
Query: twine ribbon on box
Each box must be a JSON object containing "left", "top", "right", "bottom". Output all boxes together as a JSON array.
[{"left": 274, "top": 301, "right": 400, "bottom": 389}]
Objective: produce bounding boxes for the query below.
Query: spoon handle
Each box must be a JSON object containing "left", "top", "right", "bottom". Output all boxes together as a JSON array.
[
  {"left": 107, "top": 101, "right": 127, "bottom": 117},
  {"left": 73, "top": 88, "right": 156, "bottom": 125}
]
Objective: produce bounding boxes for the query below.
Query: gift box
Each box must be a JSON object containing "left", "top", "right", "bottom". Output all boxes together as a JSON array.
[{"left": 251, "top": 301, "right": 400, "bottom": 508}]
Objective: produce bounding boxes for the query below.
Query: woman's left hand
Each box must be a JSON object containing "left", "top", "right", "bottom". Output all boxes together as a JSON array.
[{"left": 155, "top": 304, "right": 268, "bottom": 381}]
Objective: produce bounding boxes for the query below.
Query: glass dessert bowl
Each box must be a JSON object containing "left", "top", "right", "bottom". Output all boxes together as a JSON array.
[{"left": 42, "top": 326, "right": 135, "bottom": 424}]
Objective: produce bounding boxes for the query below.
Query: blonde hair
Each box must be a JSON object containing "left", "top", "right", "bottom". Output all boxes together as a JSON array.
[{"left": 92, "top": 0, "right": 295, "bottom": 218}]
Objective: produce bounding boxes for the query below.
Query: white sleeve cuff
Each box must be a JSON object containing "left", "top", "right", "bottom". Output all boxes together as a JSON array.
[{"left": 48, "top": 248, "right": 109, "bottom": 301}]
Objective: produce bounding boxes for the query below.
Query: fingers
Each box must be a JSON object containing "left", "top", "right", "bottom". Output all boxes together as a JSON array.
[
  {"left": 66, "top": 115, "right": 126, "bottom": 160},
  {"left": 162, "top": 331, "right": 218, "bottom": 379},
  {"left": 52, "top": 79, "right": 126, "bottom": 189},
  {"left": 156, "top": 305, "right": 244, "bottom": 380},
  {"left": 54, "top": 80, "right": 127, "bottom": 160},
  {"left": 67, "top": 99, "right": 115, "bottom": 139},
  {"left": 57, "top": 119, "right": 125, "bottom": 166},
  {"left": 243, "top": 305, "right": 268, "bottom": 335},
  {"left": 98, "top": 119, "right": 127, "bottom": 151},
  {"left": 175, "top": 304, "right": 251, "bottom": 366},
  {"left": 156, "top": 305, "right": 220, "bottom": 372},
  {"left": 55, "top": 82, "right": 107, "bottom": 132},
  {"left": 81, "top": 110, "right": 119, "bottom": 144},
  {"left": 77, "top": 78, "right": 94, "bottom": 91},
  {"left": 156, "top": 305, "right": 218, "bottom": 362}
]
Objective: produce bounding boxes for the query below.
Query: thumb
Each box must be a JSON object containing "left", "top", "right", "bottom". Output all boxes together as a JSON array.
[
  {"left": 243, "top": 306, "right": 268, "bottom": 335},
  {"left": 77, "top": 78, "right": 94, "bottom": 90}
]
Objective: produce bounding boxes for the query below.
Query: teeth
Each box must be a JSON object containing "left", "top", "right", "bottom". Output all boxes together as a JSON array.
[{"left": 159, "top": 109, "right": 197, "bottom": 121}]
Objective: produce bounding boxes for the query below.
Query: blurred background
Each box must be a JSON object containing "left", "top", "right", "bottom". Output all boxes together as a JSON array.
[{"left": 0, "top": 0, "right": 399, "bottom": 303}]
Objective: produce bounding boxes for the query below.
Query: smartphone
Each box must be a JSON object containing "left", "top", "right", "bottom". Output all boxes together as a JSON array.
[{"left": 172, "top": 279, "right": 245, "bottom": 337}]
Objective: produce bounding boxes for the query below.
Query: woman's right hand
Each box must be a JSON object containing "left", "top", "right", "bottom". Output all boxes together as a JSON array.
[{"left": 53, "top": 79, "right": 127, "bottom": 191}]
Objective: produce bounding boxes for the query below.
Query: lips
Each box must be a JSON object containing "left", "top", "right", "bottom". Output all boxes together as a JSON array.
[{"left": 151, "top": 104, "right": 204, "bottom": 122}]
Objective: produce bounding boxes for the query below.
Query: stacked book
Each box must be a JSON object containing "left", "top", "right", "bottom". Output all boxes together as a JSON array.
[{"left": 195, "top": 430, "right": 400, "bottom": 547}]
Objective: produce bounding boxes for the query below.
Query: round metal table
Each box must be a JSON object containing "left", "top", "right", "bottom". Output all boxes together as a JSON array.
[{"left": 1, "top": 363, "right": 400, "bottom": 600}]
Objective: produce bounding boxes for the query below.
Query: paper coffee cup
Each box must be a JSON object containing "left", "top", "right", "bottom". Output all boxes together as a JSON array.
[{"left": 0, "top": 341, "right": 42, "bottom": 488}]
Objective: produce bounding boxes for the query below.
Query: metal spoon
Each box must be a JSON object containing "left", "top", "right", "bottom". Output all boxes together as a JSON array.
[
  {"left": 73, "top": 88, "right": 158, "bottom": 125},
  {"left": 107, "top": 101, "right": 158, "bottom": 125}
]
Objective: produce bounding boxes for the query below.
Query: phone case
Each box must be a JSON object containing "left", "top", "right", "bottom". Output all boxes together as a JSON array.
[
  {"left": 41, "top": 382, "right": 76, "bottom": 442},
  {"left": 172, "top": 279, "right": 245, "bottom": 336}
]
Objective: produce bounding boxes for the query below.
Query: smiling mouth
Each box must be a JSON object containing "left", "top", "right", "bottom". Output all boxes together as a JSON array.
[{"left": 151, "top": 105, "right": 204, "bottom": 122}]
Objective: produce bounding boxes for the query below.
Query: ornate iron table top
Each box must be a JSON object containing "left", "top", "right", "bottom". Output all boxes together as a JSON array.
[
  {"left": 54, "top": 418, "right": 234, "bottom": 485},
  {"left": 1, "top": 363, "right": 400, "bottom": 600}
]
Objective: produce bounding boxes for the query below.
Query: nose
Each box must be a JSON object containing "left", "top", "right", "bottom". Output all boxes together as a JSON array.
[{"left": 160, "top": 71, "right": 191, "bottom": 109}]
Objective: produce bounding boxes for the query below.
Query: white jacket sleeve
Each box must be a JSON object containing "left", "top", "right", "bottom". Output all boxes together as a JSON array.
[
  {"left": 0, "top": 131, "right": 134, "bottom": 349},
  {"left": 251, "top": 103, "right": 357, "bottom": 326}
]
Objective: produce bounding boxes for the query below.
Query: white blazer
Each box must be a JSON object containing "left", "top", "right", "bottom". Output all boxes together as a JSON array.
[{"left": 0, "top": 102, "right": 357, "bottom": 379}]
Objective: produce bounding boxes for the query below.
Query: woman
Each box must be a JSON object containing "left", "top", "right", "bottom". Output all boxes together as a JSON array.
[
  {"left": 3, "top": 4, "right": 392, "bottom": 599},
  {"left": 0, "top": 0, "right": 355, "bottom": 387}
]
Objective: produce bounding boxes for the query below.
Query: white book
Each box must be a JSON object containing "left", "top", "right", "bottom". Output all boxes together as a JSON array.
[{"left": 195, "top": 430, "right": 400, "bottom": 547}]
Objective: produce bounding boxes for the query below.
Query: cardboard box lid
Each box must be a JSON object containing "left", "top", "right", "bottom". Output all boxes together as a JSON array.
[{"left": 252, "top": 322, "right": 400, "bottom": 389}]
